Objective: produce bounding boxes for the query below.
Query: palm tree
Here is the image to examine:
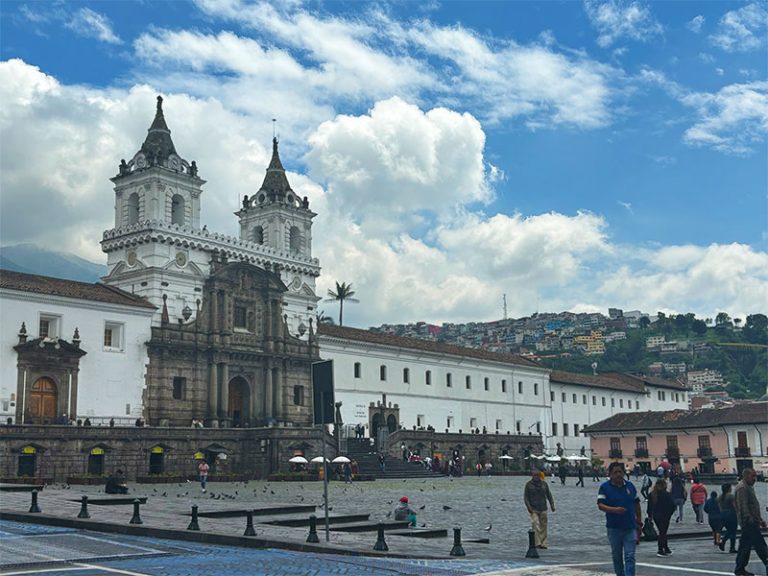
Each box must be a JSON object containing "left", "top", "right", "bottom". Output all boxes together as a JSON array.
[
  {"left": 317, "top": 310, "right": 335, "bottom": 325},
  {"left": 325, "top": 281, "right": 359, "bottom": 326}
]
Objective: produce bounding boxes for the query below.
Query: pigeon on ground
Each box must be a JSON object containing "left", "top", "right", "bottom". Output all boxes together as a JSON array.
[
  {"left": 162, "top": 492, "right": 167, "bottom": 497},
  {"left": 386, "top": 511, "right": 392, "bottom": 518},
  {"left": 484, "top": 524, "right": 492, "bottom": 531},
  {"left": 419, "top": 504, "right": 426, "bottom": 510},
  {"left": 421, "top": 523, "right": 426, "bottom": 527},
  {"left": 442, "top": 505, "right": 451, "bottom": 510}
]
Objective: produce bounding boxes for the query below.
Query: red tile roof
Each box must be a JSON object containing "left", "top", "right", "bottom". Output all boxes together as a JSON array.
[
  {"left": 604, "top": 372, "right": 688, "bottom": 391},
  {"left": 549, "top": 370, "right": 641, "bottom": 393},
  {"left": 0, "top": 270, "right": 156, "bottom": 310},
  {"left": 584, "top": 401, "right": 768, "bottom": 433},
  {"left": 317, "top": 324, "right": 545, "bottom": 370}
]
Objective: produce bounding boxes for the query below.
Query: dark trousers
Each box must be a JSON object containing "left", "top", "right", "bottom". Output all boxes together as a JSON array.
[
  {"left": 576, "top": 476, "right": 584, "bottom": 487},
  {"left": 735, "top": 523, "right": 768, "bottom": 572},
  {"left": 722, "top": 512, "right": 738, "bottom": 551},
  {"left": 654, "top": 515, "right": 671, "bottom": 553}
]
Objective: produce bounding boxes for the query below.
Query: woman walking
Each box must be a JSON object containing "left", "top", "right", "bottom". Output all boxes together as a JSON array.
[
  {"left": 648, "top": 478, "right": 676, "bottom": 557},
  {"left": 718, "top": 483, "right": 738, "bottom": 553},
  {"left": 704, "top": 490, "right": 723, "bottom": 547},
  {"left": 671, "top": 475, "right": 687, "bottom": 523},
  {"left": 690, "top": 479, "right": 707, "bottom": 524}
]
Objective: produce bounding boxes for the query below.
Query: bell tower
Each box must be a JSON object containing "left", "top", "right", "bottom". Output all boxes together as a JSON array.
[
  {"left": 235, "top": 138, "right": 318, "bottom": 336},
  {"left": 102, "top": 96, "right": 208, "bottom": 325}
]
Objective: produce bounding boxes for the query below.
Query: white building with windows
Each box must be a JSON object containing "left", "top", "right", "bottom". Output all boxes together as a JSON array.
[
  {"left": 319, "top": 325, "right": 690, "bottom": 454},
  {"left": 0, "top": 271, "right": 155, "bottom": 424}
]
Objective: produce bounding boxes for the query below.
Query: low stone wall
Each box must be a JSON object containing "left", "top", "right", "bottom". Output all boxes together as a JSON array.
[
  {"left": 386, "top": 429, "right": 544, "bottom": 471},
  {"left": 0, "top": 425, "right": 335, "bottom": 482}
]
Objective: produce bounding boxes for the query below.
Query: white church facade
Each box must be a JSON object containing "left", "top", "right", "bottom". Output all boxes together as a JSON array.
[{"left": 0, "top": 97, "right": 689, "bottom": 457}]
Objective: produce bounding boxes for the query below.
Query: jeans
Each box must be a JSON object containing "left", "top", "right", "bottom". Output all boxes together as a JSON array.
[
  {"left": 722, "top": 511, "right": 738, "bottom": 550},
  {"left": 607, "top": 527, "right": 637, "bottom": 576},
  {"left": 673, "top": 498, "right": 685, "bottom": 520},
  {"left": 735, "top": 522, "right": 768, "bottom": 572},
  {"left": 692, "top": 503, "right": 704, "bottom": 523}
]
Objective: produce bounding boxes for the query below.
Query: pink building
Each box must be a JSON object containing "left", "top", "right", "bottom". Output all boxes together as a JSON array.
[{"left": 585, "top": 402, "right": 767, "bottom": 475}]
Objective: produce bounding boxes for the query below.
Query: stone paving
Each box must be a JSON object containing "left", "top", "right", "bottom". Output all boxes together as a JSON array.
[{"left": 1, "top": 475, "right": 767, "bottom": 575}]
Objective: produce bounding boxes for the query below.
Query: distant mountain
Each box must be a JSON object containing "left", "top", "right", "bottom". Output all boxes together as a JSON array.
[{"left": 0, "top": 244, "right": 107, "bottom": 283}]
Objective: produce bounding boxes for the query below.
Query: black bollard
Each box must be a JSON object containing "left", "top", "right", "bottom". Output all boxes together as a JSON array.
[
  {"left": 129, "top": 498, "right": 143, "bottom": 525},
  {"left": 306, "top": 514, "right": 319, "bottom": 543},
  {"left": 373, "top": 522, "right": 388, "bottom": 551},
  {"left": 29, "top": 489, "right": 41, "bottom": 513},
  {"left": 525, "top": 529, "right": 540, "bottom": 559},
  {"left": 450, "top": 527, "right": 466, "bottom": 557},
  {"left": 243, "top": 510, "right": 256, "bottom": 536},
  {"left": 77, "top": 495, "right": 90, "bottom": 519},
  {"left": 187, "top": 504, "right": 200, "bottom": 531}
]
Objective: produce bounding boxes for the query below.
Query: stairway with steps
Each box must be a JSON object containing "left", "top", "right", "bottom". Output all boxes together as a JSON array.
[{"left": 345, "top": 438, "right": 441, "bottom": 480}]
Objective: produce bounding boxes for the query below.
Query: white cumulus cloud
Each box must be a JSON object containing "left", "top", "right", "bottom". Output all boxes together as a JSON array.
[
  {"left": 66, "top": 7, "right": 122, "bottom": 44},
  {"left": 583, "top": 0, "right": 664, "bottom": 47},
  {"left": 709, "top": 3, "right": 768, "bottom": 52}
]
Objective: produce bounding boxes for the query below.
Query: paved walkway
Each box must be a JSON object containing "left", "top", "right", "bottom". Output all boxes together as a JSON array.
[{"left": 1, "top": 476, "right": 766, "bottom": 575}]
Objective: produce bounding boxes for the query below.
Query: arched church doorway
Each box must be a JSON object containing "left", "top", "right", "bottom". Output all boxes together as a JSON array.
[
  {"left": 386, "top": 414, "right": 398, "bottom": 434},
  {"left": 371, "top": 413, "right": 382, "bottom": 441},
  {"left": 228, "top": 377, "right": 250, "bottom": 427},
  {"left": 29, "top": 377, "right": 57, "bottom": 425}
]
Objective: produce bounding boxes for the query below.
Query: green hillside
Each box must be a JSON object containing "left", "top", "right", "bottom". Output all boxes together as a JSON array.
[{"left": 540, "top": 313, "right": 767, "bottom": 400}]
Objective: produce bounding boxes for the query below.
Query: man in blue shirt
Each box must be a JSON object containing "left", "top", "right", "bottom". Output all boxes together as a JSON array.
[{"left": 597, "top": 462, "right": 642, "bottom": 576}]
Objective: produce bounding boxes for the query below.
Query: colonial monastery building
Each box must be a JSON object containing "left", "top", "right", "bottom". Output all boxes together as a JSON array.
[{"left": 0, "top": 98, "right": 698, "bottom": 479}]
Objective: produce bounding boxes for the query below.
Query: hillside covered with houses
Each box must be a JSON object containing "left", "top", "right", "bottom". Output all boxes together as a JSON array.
[{"left": 369, "top": 311, "right": 768, "bottom": 401}]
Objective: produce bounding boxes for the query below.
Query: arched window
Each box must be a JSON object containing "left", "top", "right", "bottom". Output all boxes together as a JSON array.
[
  {"left": 171, "top": 194, "right": 185, "bottom": 226},
  {"left": 127, "top": 193, "right": 139, "bottom": 225},
  {"left": 289, "top": 226, "right": 302, "bottom": 254},
  {"left": 253, "top": 226, "right": 264, "bottom": 244}
]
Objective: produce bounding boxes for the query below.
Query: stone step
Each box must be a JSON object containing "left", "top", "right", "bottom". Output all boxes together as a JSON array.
[
  {"left": 194, "top": 503, "right": 317, "bottom": 518},
  {"left": 388, "top": 527, "right": 449, "bottom": 538},
  {"left": 0, "top": 484, "right": 44, "bottom": 492},
  {"left": 329, "top": 520, "right": 410, "bottom": 532},
  {"left": 70, "top": 496, "right": 148, "bottom": 506},
  {"left": 264, "top": 512, "right": 371, "bottom": 527}
]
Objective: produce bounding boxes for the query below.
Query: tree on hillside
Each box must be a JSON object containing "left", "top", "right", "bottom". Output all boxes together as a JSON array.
[
  {"left": 715, "top": 312, "right": 730, "bottom": 326},
  {"left": 639, "top": 316, "right": 650, "bottom": 330},
  {"left": 325, "top": 281, "right": 359, "bottom": 326},
  {"left": 744, "top": 314, "right": 768, "bottom": 344},
  {"left": 691, "top": 319, "right": 707, "bottom": 336}
]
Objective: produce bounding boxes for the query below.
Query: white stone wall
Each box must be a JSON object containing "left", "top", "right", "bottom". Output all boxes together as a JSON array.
[
  {"left": 320, "top": 336, "right": 550, "bottom": 441},
  {"left": 0, "top": 289, "right": 154, "bottom": 423}
]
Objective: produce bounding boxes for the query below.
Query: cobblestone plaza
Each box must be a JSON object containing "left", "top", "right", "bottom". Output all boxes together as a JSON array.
[{"left": 2, "top": 475, "right": 766, "bottom": 575}]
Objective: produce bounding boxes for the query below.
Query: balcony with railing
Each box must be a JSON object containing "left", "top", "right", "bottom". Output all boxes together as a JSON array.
[
  {"left": 609, "top": 449, "right": 623, "bottom": 459},
  {"left": 665, "top": 447, "right": 680, "bottom": 458},
  {"left": 735, "top": 446, "right": 751, "bottom": 457},
  {"left": 697, "top": 447, "right": 713, "bottom": 458},
  {"left": 634, "top": 448, "right": 649, "bottom": 458}
]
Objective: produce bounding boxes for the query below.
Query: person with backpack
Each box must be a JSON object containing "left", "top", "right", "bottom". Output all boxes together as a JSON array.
[
  {"left": 704, "top": 490, "right": 722, "bottom": 548},
  {"left": 647, "top": 478, "right": 675, "bottom": 557}
]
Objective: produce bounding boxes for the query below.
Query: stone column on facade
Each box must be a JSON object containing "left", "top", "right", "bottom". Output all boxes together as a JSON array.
[
  {"left": 207, "top": 361, "right": 219, "bottom": 427},
  {"left": 273, "top": 364, "right": 283, "bottom": 421},
  {"left": 219, "top": 362, "right": 229, "bottom": 427},
  {"left": 264, "top": 298, "right": 273, "bottom": 352},
  {"left": 15, "top": 365, "right": 26, "bottom": 424},
  {"left": 209, "top": 289, "right": 218, "bottom": 334},
  {"left": 264, "top": 362, "right": 273, "bottom": 419}
]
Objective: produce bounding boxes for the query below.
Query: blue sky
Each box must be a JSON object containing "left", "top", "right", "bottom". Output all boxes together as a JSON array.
[{"left": 1, "top": 0, "right": 766, "bottom": 326}]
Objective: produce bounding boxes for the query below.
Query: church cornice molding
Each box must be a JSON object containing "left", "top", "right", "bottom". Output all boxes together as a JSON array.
[
  {"left": 101, "top": 220, "right": 321, "bottom": 277},
  {"left": 0, "top": 288, "right": 156, "bottom": 318}
]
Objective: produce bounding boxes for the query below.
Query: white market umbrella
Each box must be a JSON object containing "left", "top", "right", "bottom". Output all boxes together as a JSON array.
[
  {"left": 310, "top": 456, "right": 331, "bottom": 464},
  {"left": 498, "top": 455, "right": 515, "bottom": 460},
  {"left": 288, "top": 456, "right": 308, "bottom": 464},
  {"left": 332, "top": 456, "right": 351, "bottom": 464},
  {"left": 528, "top": 454, "right": 546, "bottom": 460},
  {"left": 545, "top": 455, "right": 562, "bottom": 462}
]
